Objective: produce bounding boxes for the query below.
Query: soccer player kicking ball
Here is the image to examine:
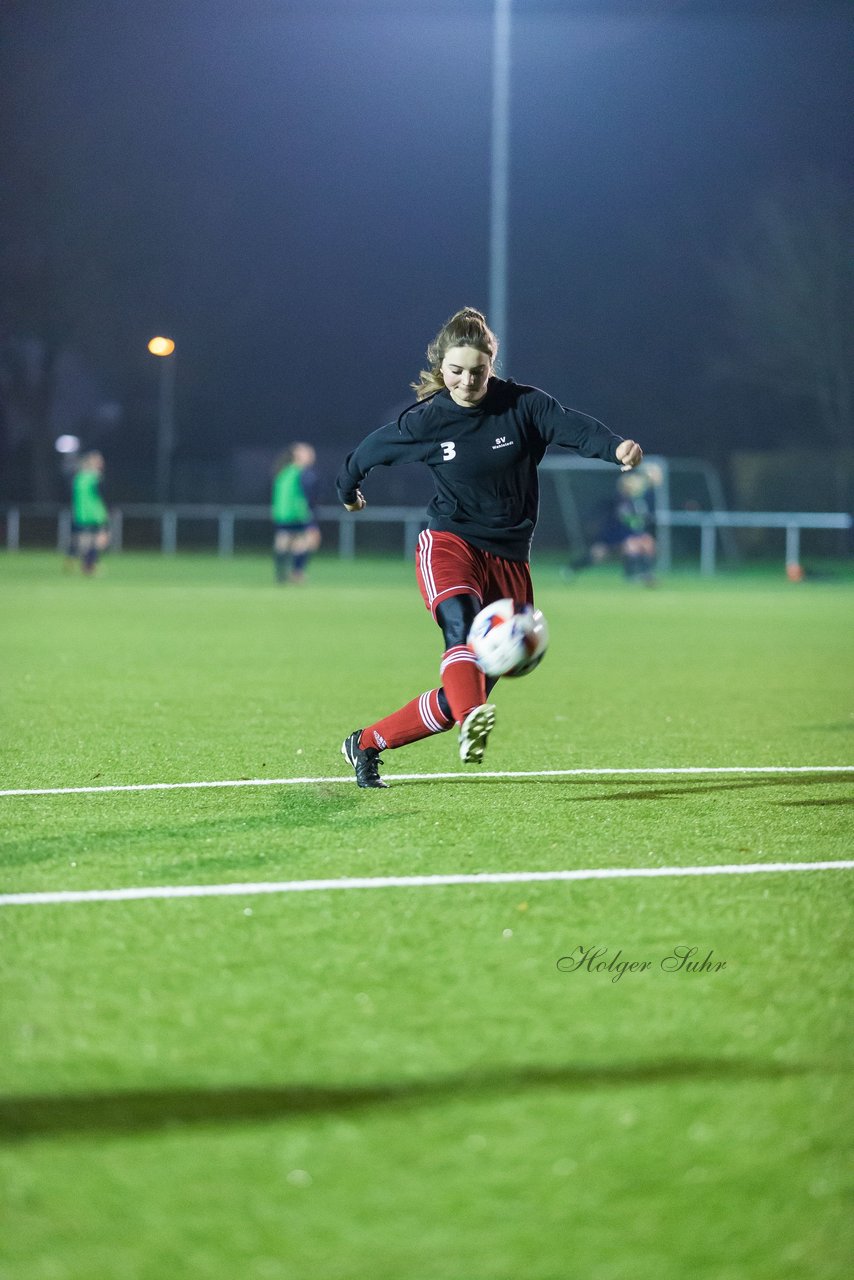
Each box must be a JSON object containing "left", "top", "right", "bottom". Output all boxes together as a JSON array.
[{"left": 338, "top": 307, "right": 643, "bottom": 788}]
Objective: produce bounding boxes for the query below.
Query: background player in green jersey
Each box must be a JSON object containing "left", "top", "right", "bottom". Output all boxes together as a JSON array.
[
  {"left": 271, "top": 442, "right": 321, "bottom": 583},
  {"left": 70, "top": 451, "right": 110, "bottom": 575}
]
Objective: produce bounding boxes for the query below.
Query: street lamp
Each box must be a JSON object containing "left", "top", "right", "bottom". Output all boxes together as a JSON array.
[{"left": 147, "top": 336, "right": 176, "bottom": 503}]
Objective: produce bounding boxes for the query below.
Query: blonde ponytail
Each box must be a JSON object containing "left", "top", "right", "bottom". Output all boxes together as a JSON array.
[{"left": 411, "top": 307, "right": 499, "bottom": 400}]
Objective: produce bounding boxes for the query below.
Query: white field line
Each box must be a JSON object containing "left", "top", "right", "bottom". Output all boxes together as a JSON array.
[
  {"left": 2, "top": 861, "right": 853, "bottom": 908},
  {"left": 1, "top": 765, "right": 853, "bottom": 798}
]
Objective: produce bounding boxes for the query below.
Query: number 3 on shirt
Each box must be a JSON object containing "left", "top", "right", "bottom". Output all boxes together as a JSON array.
[{"left": 440, "top": 441, "right": 456, "bottom": 462}]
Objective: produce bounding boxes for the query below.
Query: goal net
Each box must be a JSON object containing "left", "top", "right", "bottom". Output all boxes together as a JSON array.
[{"left": 538, "top": 454, "right": 736, "bottom": 572}]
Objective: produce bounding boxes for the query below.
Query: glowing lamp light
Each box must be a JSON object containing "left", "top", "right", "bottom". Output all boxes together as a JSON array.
[
  {"left": 55, "top": 435, "right": 81, "bottom": 454},
  {"left": 148, "top": 336, "right": 175, "bottom": 357}
]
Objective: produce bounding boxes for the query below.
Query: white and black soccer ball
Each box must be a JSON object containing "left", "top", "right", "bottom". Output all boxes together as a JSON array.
[{"left": 467, "top": 598, "right": 549, "bottom": 678}]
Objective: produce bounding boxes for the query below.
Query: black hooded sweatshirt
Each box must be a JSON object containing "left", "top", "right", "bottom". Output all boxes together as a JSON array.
[{"left": 336, "top": 378, "right": 624, "bottom": 563}]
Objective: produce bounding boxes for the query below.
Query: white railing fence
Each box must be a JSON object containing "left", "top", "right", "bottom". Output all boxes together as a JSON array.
[
  {"left": 655, "top": 510, "right": 851, "bottom": 574},
  {"left": 1, "top": 503, "right": 427, "bottom": 561},
  {"left": 1, "top": 501, "right": 850, "bottom": 573}
]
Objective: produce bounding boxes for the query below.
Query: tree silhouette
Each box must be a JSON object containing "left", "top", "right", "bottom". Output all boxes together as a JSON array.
[
  {"left": 0, "top": 154, "right": 113, "bottom": 502},
  {"left": 0, "top": 137, "right": 78, "bottom": 502},
  {"left": 713, "top": 174, "right": 853, "bottom": 464}
]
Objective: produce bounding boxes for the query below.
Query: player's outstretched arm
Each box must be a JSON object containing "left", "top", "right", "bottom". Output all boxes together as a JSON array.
[
  {"left": 616, "top": 439, "right": 643, "bottom": 471},
  {"left": 343, "top": 489, "right": 367, "bottom": 512}
]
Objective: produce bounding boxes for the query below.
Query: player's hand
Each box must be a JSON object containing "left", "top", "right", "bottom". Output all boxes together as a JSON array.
[
  {"left": 616, "top": 439, "right": 643, "bottom": 471},
  {"left": 343, "top": 490, "right": 366, "bottom": 512}
]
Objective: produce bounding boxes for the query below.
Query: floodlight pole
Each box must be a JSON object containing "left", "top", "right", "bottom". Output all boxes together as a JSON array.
[{"left": 489, "top": 0, "right": 512, "bottom": 368}]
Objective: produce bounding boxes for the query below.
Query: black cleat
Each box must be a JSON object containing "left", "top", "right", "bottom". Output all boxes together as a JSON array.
[{"left": 341, "top": 730, "right": 389, "bottom": 789}]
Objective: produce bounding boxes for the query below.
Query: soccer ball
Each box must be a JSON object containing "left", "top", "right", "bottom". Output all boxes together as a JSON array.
[{"left": 467, "top": 598, "right": 549, "bottom": 678}]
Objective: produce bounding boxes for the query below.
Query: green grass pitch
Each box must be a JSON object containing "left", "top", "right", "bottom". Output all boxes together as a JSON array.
[{"left": 1, "top": 550, "right": 852, "bottom": 1280}]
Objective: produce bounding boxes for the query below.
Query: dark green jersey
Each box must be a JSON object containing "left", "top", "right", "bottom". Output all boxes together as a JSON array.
[
  {"left": 272, "top": 465, "right": 312, "bottom": 524},
  {"left": 72, "top": 469, "right": 108, "bottom": 526}
]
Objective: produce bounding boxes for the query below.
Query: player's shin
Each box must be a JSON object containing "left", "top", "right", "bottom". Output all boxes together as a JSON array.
[
  {"left": 439, "top": 645, "right": 486, "bottom": 724},
  {"left": 360, "top": 688, "right": 453, "bottom": 751}
]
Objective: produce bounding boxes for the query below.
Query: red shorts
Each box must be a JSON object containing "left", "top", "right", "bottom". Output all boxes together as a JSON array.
[{"left": 415, "top": 529, "right": 533, "bottom": 617}]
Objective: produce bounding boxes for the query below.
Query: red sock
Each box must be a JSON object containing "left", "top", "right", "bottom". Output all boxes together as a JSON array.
[
  {"left": 361, "top": 688, "right": 453, "bottom": 752},
  {"left": 439, "top": 645, "right": 485, "bottom": 724}
]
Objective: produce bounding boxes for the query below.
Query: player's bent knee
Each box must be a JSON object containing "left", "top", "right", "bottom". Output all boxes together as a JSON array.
[{"left": 436, "top": 593, "right": 481, "bottom": 649}]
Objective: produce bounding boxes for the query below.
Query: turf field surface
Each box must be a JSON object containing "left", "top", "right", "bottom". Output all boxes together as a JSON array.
[{"left": 1, "top": 551, "right": 852, "bottom": 1280}]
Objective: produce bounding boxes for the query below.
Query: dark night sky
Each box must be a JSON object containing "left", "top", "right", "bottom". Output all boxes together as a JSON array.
[{"left": 1, "top": 0, "right": 851, "bottom": 496}]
